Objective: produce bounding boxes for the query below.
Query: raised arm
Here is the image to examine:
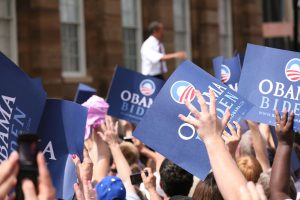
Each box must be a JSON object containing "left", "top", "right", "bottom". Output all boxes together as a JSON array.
[
  {"left": 270, "top": 110, "right": 295, "bottom": 200},
  {"left": 98, "top": 116, "right": 136, "bottom": 193},
  {"left": 85, "top": 128, "right": 111, "bottom": 184},
  {"left": 247, "top": 121, "right": 270, "bottom": 171},
  {"left": 179, "top": 89, "right": 247, "bottom": 200}
]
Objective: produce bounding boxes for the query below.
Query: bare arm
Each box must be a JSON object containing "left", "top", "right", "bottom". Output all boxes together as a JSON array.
[
  {"left": 85, "top": 128, "right": 111, "bottom": 183},
  {"left": 270, "top": 110, "right": 295, "bottom": 200},
  {"left": 179, "top": 89, "right": 247, "bottom": 200},
  {"left": 247, "top": 121, "right": 270, "bottom": 171},
  {"left": 259, "top": 123, "right": 275, "bottom": 150},
  {"left": 98, "top": 116, "right": 136, "bottom": 193},
  {"left": 160, "top": 51, "right": 186, "bottom": 61}
]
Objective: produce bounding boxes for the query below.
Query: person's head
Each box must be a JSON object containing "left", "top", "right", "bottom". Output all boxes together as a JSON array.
[
  {"left": 95, "top": 176, "right": 126, "bottom": 200},
  {"left": 148, "top": 21, "right": 164, "bottom": 40},
  {"left": 120, "top": 141, "right": 139, "bottom": 166},
  {"left": 238, "top": 130, "right": 255, "bottom": 157},
  {"left": 159, "top": 159, "right": 193, "bottom": 197},
  {"left": 237, "top": 156, "right": 262, "bottom": 183},
  {"left": 192, "top": 172, "right": 223, "bottom": 200}
]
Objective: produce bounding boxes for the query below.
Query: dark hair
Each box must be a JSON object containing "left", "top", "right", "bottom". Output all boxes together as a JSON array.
[
  {"left": 192, "top": 172, "right": 223, "bottom": 200},
  {"left": 159, "top": 159, "right": 193, "bottom": 197},
  {"left": 148, "top": 21, "right": 162, "bottom": 34}
]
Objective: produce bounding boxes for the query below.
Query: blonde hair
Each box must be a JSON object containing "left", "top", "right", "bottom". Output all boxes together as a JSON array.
[{"left": 237, "top": 156, "right": 262, "bottom": 183}]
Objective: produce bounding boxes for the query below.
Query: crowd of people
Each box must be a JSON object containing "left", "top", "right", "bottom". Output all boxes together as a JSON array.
[
  {"left": 0, "top": 89, "right": 299, "bottom": 200},
  {"left": 0, "top": 21, "right": 299, "bottom": 200}
]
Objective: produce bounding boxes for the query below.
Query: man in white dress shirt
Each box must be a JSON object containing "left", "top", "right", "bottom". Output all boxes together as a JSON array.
[{"left": 140, "top": 21, "right": 186, "bottom": 80}]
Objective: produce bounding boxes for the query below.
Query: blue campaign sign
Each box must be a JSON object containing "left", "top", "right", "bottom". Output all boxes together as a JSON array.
[
  {"left": 133, "top": 60, "right": 253, "bottom": 180},
  {"left": 31, "top": 78, "right": 43, "bottom": 90},
  {"left": 213, "top": 54, "right": 242, "bottom": 91},
  {"left": 0, "top": 52, "right": 47, "bottom": 162},
  {"left": 239, "top": 43, "right": 300, "bottom": 131},
  {"left": 106, "top": 66, "right": 165, "bottom": 124},
  {"left": 74, "top": 83, "right": 97, "bottom": 104},
  {"left": 37, "top": 99, "right": 87, "bottom": 199}
]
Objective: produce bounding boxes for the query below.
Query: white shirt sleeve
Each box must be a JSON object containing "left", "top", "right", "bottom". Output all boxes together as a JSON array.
[
  {"left": 141, "top": 43, "right": 164, "bottom": 64},
  {"left": 126, "top": 191, "right": 141, "bottom": 200}
]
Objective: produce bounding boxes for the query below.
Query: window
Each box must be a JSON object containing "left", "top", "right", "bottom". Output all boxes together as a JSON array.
[
  {"left": 218, "top": 0, "right": 233, "bottom": 57},
  {"left": 173, "top": 0, "right": 191, "bottom": 65},
  {"left": 262, "top": 0, "right": 292, "bottom": 50},
  {"left": 0, "top": 0, "right": 17, "bottom": 63},
  {"left": 59, "top": 0, "right": 86, "bottom": 77},
  {"left": 121, "top": 0, "right": 142, "bottom": 71}
]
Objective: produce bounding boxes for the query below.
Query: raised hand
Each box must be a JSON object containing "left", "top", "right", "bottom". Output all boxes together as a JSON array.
[
  {"left": 275, "top": 110, "right": 295, "bottom": 146},
  {"left": 72, "top": 148, "right": 93, "bottom": 184},
  {"left": 222, "top": 121, "right": 241, "bottom": 158},
  {"left": 270, "top": 110, "right": 295, "bottom": 199},
  {"left": 141, "top": 168, "right": 162, "bottom": 200},
  {"left": 98, "top": 116, "right": 119, "bottom": 146},
  {"left": 179, "top": 89, "right": 231, "bottom": 143}
]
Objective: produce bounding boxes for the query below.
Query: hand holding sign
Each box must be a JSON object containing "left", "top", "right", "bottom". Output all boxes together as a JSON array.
[{"left": 179, "top": 89, "right": 231, "bottom": 143}]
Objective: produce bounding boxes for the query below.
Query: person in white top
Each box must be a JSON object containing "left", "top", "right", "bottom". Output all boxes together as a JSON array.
[{"left": 140, "top": 21, "right": 186, "bottom": 80}]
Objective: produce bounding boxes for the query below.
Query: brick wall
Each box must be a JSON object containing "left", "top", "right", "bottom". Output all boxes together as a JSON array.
[
  {"left": 232, "top": 0, "right": 263, "bottom": 52},
  {"left": 17, "top": 0, "right": 63, "bottom": 97},
  {"left": 190, "top": 0, "right": 220, "bottom": 74}
]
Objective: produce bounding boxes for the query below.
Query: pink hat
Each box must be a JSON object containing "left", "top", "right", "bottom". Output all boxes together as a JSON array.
[{"left": 82, "top": 95, "right": 109, "bottom": 139}]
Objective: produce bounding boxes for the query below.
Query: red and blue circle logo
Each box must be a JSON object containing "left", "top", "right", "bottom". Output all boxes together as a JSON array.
[
  {"left": 170, "top": 81, "right": 196, "bottom": 104},
  {"left": 139, "top": 79, "right": 156, "bottom": 96},
  {"left": 221, "top": 64, "right": 231, "bottom": 83},
  {"left": 285, "top": 58, "right": 300, "bottom": 82}
]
